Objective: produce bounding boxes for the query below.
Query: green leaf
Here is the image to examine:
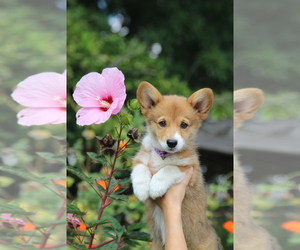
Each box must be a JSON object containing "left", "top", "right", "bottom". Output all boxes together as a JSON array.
[
  {"left": 116, "top": 226, "right": 126, "bottom": 241},
  {"left": 118, "top": 245, "right": 130, "bottom": 250},
  {"left": 67, "top": 203, "right": 86, "bottom": 216},
  {"left": 111, "top": 188, "right": 127, "bottom": 195},
  {"left": 38, "top": 218, "right": 66, "bottom": 228},
  {"left": 109, "top": 194, "right": 129, "bottom": 203},
  {"left": 71, "top": 243, "right": 88, "bottom": 250},
  {"left": 0, "top": 176, "right": 15, "bottom": 187},
  {"left": 125, "top": 231, "right": 152, "bottom": 242},
  {"left": 100, "top": 242, "right": 118, "bottom": 250},
  {"left": 102, "top": 232, "right": 116, "bottom": 239},
  {"left": 9, "top": 243, "right": 38, "bottom": 250},
  {"left": 123, "top": 238, "right": 139, "bottom": 247},
  {"left": 87, "top": 152, "right": 106, "bottom": 164},
  {"left": 127, "top": 223, "right": 146, "bottom": 232},
  {"left": 106, "top": 215, "right": 122, "bottom": 231},
  {"left": 289, "top": 233, "right": 300, "bottom": 245},
  {"left": 0, "top": 166, "right": 48, "bottom": 185},
  {"left": 118, "top": 177, "right": 131, "bottom": 185},
  {"left": 103, "top": 226, "right": 114, "bottom": 231},
  {"left": 36, "top": 152, "right": 65, "bottom": 164},
  {"left": 67, "top": 228, "right": 88, "bottom": 237},
  {"left": 87, "top": 219, "right": 109, "bottom": 228},
  {"left": 67, "top": 166, "right": 94, "bottom": 185},
  {"left": 0, "top": 204, "right": 34, "bottom": 215}
]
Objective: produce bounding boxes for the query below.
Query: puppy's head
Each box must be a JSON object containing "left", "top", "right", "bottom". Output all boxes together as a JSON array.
[
  {"left": 234, "top": 88, "right": 264, "bottom": 130},
  {"left": 137, "top": 81, "right": 213, "bottom": 152}
]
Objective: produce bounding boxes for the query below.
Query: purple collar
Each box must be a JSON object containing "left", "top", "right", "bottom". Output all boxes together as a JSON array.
[{"left": 154, "top": 148, "right": 174, "bottom": 160}]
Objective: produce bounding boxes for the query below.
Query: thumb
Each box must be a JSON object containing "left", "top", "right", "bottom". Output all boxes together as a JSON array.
[{"left": 181, "top": 167, "right": 194, "bottom": 186}]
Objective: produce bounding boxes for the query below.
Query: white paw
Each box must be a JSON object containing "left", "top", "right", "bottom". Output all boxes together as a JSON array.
[
  {"left": 149, "top": 178, "right": 170, "bottom": 200},
  {"left": 133, "top": 181, "right": 150, "bottom": 201},
  {"left": 131, "top": 164, "right": 152, "bottom": 201}
]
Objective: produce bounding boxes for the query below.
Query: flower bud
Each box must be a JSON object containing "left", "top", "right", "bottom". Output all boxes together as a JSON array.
[
  {"left": 127, "top": 128, "right": 140, "bottom": 143},
  {"left": 97, "top": 134, "right": 116, "bottom": 155},
  {"left": 127, "top": 99, "right": 140, "bottom": 111},
  {"left": 119, "top": 113, "right": 133, "bottom": 125}
]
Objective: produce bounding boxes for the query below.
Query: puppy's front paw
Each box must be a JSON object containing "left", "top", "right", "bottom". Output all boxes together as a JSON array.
[
  {"left": 149, "top": 178, "right": 169, "bottom": 200},
  {"left": 133, "top": 182, "right": 150, "bottom": 202},
  {"left": 131, "top": 164, "right": 152, "bottom": 202}
]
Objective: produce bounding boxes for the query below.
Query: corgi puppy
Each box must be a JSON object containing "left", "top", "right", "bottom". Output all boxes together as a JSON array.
[
  {"left": 234, "top": 88, "right": 279, "bottom": 249},
  {"left": 131, "top": 82, "right": 220, "bottom": 250}
]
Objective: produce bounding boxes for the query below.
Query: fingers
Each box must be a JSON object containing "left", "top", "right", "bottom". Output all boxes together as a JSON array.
[{"left": 181, "top": 167, "right": 193, "bottom": 186}]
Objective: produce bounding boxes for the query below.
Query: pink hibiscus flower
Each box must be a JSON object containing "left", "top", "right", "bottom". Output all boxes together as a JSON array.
[
  {"left": 66, "top": 213, "right": 80, "bottom": 229},
  {"left": 11, "top": 71, "right": 66, "bottom": 126},
  {"left": 73, "top": 67, "right": 126, "bottom": 126}
]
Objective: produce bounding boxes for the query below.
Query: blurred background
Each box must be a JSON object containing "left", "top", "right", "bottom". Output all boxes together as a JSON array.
[
  {"left": 0, "top": 0, "right": 66, "bottom": 248},
  {"left": 235, "top": 0, "right": 300, "bottom": 249},
  {"left": 67, "top": 0, "right": 233, "bottom": 249}
]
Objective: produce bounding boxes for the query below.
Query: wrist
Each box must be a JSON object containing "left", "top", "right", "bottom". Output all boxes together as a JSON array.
[{"left": 163, "top": 204, "right": 182, "bottom": 222}]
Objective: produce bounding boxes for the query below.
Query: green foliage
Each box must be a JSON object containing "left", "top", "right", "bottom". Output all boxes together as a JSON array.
[
  {"left": 67, "top": 4, "right": 191, "bottom": 101},
  {"left": 74, "top": 0, "right": 233, "bottom": 92},
  {"left": 67, "top": 203, "right": 87, "bottom": 216},
  {"left": 67, "top": 115, "right": 152, "bottom": 248},
  {"left": 210, "top": 92, "right": 233, "bottom": 121},
  {"left": 0, "top": 204, "right": 34, "bottom": 216},
  {"left": 0, "top": 0, "right": 65, "bottom": 88},
  {"left": 248, "top": 171, "right": 300, "bottom": 249},
  {"left": 36, "top": 152, "right": 66, "bottom": 164},
  {"left": 257, "top": 92, "right": 300, "bottom": 120},
  {"left": 235, "top": 1, "right": 300, "bottom": 92}
]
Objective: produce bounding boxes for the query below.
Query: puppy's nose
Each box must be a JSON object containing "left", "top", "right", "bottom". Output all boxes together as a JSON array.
[{"left": 167, "top": 139, "right": 177, "bottom": 148}]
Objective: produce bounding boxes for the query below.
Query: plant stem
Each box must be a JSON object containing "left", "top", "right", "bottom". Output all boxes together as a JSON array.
[
  {"left": 88, "top": 123, "right": 125, "bottom": 248},
  {"left": 0, "top": 240, "right": 23, "bottom": 250},
  {"left": 39, "top": 198, "right": 66, "bottom": 249},
  {"left": 90, "top": 238, "right": 117, "bottom": 249}
]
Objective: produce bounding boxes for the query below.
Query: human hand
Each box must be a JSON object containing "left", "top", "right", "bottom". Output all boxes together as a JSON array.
[{"left": 147, "top": 161, "right": 193, "bottom": 212}]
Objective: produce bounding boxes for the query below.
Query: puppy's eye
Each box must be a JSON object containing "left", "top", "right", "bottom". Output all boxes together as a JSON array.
[
  {"left": 159, "top": 121, "right": 166, "bottom": 127},
  {"left": 180, "top": 122, "right": 188, "bottom": 129}
]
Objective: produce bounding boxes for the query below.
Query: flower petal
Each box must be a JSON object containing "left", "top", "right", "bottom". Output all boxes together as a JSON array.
[
  {"left": 108, "top": 97, "right": 121, "bottom": 115},
  {"left": 20, "top": 222, "right": 36, "bottom": 231},
  {"left": 222, "top": 221, "right": 234, "bottom": 233},
  {"left": 17, "top": 108, "right": 66, "bottom": 126},
  {"left": 102, "top": 67, "right": 126, "bottom": 109},
  {"left": 11, "top": 72, "right": 66, "bottom": 108},
  {"left": 75, "top": 108, "right": 112, "bottom": 126},
  {"left": 281, "top": 221, "right": 300, "bottom": 233},
  {"left": 1, "top": 214, "right": 12, "bottom": 219},
  {"left": 73, "top": 72, "right": 106, "bottom": 107}
]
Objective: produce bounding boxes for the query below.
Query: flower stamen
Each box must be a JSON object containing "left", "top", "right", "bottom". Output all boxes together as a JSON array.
[
  {"left": 53, "top": 95, "right": 66, "bottom": 107},
  {"left": 100, "top": 100, "right": 111, "bottom": 109}
]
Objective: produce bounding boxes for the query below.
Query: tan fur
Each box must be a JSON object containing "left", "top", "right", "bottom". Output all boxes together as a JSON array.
[
  {"left": 234, "top": 88, "right": 264, "bottom": 130},
  {"left": 132, "top": 82, "right": 220, "bottom": 250},
  {"left": 234, "top": 88, "right": 279, "bottom": 250}
]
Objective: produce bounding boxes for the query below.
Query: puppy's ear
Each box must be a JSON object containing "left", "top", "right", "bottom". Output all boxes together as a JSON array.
[
  {"left": 234, "top": 88, "right": 264, "bottom": 119},
  {"left": 137, "top": 82, "right": 163, "bottom": 114},
  {"left": 187, "top": 88, "right": 214, "bottom": 120},
  {"left": 234, "top": 88, "right": 264, "bottom": 129}
]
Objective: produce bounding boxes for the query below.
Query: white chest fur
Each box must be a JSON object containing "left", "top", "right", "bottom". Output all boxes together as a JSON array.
[
  {"left": 153, "top": 205, "right": 166, "bottom": 245},
  {"left": 131, "top": 133, "right": 194, "bottom": 243}
]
